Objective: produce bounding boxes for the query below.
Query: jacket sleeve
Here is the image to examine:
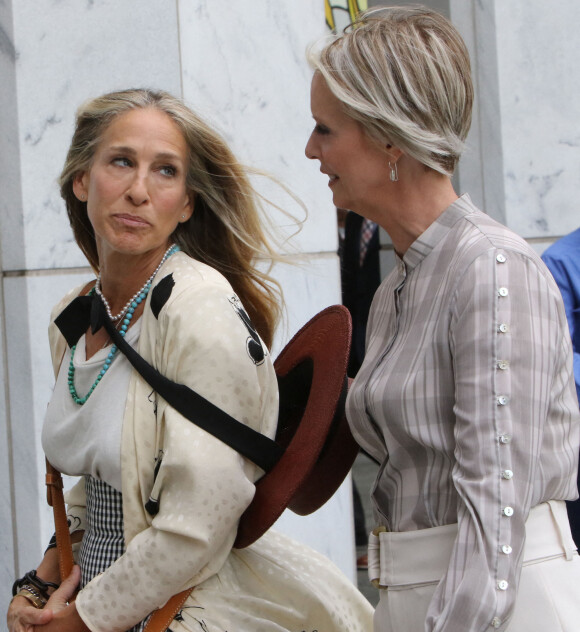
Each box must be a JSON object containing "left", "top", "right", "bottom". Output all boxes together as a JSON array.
[
  {"left": 426, "top": 248, "right": 577, "bottom": 632},
  {"left": 75, "top": 281, "right": 278, "bottom": 632}
]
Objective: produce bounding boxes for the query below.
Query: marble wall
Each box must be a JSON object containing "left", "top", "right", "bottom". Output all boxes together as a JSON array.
[
  {"left": 450, "top": 0, "right": 580, "bottom": 250},
  {"left": 0, "top": 0, "right": 353, "bottom": 616},
  {"left": 376, "top": 0, "right": 580, "bottom": 274}
]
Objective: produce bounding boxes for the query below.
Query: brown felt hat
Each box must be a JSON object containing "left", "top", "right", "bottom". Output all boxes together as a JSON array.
[{"left": 234, "top": 304, "right": 360, "bottom": 548}]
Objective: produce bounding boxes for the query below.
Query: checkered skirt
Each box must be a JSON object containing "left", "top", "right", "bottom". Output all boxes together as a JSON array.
[{"left": 79, "top": 475, "right": 148, "bottom": 632}]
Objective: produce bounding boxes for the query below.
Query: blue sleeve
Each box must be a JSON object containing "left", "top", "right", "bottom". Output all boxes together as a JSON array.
[{"left": 542, "top": 251, "right": 580, "bottom": 404}]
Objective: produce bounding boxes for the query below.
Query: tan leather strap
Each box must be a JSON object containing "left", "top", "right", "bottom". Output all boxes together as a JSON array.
[
  {"left": 45, "top": 459, "right": 74, "bottom": 581},
  {"left": 45, "top": 460, "right": 192, "bottom": 631},
  {"left": 144, "top": 588, "right": 194, "bottom": 632}
]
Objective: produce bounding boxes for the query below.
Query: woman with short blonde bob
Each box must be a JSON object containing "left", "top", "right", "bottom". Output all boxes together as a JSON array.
[
  {"left": 7, "top": 88, "right": 373, "bottom": 632},
  {"left": 306, "top": 6, "right": 580, "bottom": 632}
]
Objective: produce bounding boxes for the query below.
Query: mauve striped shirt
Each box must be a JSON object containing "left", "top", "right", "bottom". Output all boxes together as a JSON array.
[{"left": 347, "top": 194, "right": 580, "bottom": 631}]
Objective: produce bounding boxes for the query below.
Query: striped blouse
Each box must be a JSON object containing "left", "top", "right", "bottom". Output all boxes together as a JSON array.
[{"left": 346, "top": 194, "right": 580, "bottom": 631}]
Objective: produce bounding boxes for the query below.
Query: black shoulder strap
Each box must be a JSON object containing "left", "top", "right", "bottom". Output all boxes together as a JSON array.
[{"left": 101, "top": 316, "right": 283, "bottom": 473}]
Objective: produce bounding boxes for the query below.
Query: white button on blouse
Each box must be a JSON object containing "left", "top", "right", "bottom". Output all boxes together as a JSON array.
[
  {"left": 498, "top": 287, "right": 509, "bottom": 297},
  {"left": 503, "top": 506, "right": 514, "bottom": 517}
]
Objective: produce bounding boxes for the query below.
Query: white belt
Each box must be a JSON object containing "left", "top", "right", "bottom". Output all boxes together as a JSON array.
[{"left": 368, "top": 500, "right": 577, "bottom": 589}]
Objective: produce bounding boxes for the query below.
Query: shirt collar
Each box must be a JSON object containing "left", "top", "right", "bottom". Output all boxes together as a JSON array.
[{"left": 397, "top": 193, "right": 476, "bottom": 272}]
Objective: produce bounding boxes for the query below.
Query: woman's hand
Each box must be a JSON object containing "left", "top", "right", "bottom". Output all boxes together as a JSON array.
[
  {"left": 44, "top": 565, "right": 81, "bottom": 615},
  {"left": 7, "top": 596, "right": 53, "bottom": 632},
  {"left": 7, "top": 566, "right": 86, "bottom": 632},
  {"left": 7, "top": 550, "right": 62, "bottom": 632},
  {"left": 39, "top": 566, "right": 90, "bottom": 632}
]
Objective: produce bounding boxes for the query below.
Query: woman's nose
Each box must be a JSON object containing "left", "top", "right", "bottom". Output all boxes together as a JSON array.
[
  {"left": 305, "top": 132, "right": 318, "bottom": 160},
  {"left": 125, "top": 173, "right": 149, "bottom": 205}
]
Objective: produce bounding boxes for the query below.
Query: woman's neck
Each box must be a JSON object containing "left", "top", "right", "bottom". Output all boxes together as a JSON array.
[
  {"left": 96, "top": 244, "right": 173, "bottom": 316},
  {"left": 362, "top": 165, "right": 458, "bottom": 257}
]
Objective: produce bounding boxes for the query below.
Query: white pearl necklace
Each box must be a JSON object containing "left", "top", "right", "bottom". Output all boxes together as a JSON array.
[{"left": 95, "top": 244, "right": 178, "bottom": 321}]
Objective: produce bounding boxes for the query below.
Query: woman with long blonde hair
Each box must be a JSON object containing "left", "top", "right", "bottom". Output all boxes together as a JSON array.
[{"left": 8, "top": 88, "right": 373, "bottom": 632}]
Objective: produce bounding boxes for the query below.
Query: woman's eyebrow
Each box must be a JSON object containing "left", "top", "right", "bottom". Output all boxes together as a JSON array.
[{"left": 106, "top": 145, "right": 184, "bottom": 162}]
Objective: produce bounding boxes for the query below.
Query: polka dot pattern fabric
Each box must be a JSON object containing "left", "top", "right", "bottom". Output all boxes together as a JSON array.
[{"left": 50, "top": 254, "right": 373, "bottom": 631}]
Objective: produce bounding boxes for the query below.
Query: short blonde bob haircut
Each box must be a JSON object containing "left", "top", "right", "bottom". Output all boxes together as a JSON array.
[
  {"left": 59, "top": 88, "right": 283, "bottom": 348},
  {"left": 309, "top": 5, "right": 474, "bottom": 175}
]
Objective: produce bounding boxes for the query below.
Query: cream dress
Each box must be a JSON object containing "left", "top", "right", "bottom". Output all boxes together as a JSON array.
[{"left": 45, "top": 252, "right": 373, "bottom": 632}]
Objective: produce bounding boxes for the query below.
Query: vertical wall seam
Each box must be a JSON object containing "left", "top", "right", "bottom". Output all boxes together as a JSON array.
[
  {"left": 0, "top": 0, "right": 21, "bottom": 578},
  {"left": 475, "top": 0, "right": 506, "bottom": 223},
  {"left": 176, "top": 0, "right": 184, "bottom": 98},
  {"left": 0, "top": 271, "right": 19, "bottom": 576}
]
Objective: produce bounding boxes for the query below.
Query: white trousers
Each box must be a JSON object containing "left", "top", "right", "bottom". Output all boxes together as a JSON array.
[{"left": 369, "top": 501, "right": 580, "bottom": 631}]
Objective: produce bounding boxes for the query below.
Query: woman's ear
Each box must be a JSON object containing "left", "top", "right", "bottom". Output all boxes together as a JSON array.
[
  {"left": 385, "top": 144, "right": 403, "bottom": 163},
  {"left": 179, "top": 193, "right": 195, "bottom": 223},
  {"left": 72, "top": 172, "right": 89, "bottom": 202}
]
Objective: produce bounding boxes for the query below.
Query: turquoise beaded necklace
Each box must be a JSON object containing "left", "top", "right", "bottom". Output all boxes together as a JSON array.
[{"left": 68, "top": 245, "right": 179, "bottom": 405}]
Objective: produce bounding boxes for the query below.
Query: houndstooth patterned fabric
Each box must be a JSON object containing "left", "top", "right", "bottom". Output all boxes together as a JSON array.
[{"left": 79, "top": 476, "right": 147, "bottom": 632}]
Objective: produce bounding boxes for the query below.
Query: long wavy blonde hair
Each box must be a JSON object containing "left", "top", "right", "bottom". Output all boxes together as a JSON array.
[{"left": 59, "top": 88, "right": 289, "bottom": 348}]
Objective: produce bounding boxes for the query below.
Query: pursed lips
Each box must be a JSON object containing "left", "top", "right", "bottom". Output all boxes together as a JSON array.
[{"left": 113, "top": 213, "right": 151, "bottom": 228}]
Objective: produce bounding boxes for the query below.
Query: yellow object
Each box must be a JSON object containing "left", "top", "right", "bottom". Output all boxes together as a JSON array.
[{"left": 325, "top": 0, "right": 368, "bottom": 32}]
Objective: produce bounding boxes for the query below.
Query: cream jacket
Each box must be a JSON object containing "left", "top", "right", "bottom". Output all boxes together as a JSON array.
[{"left": 48, "top": 252, "right": 279, "bottom": 631}]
